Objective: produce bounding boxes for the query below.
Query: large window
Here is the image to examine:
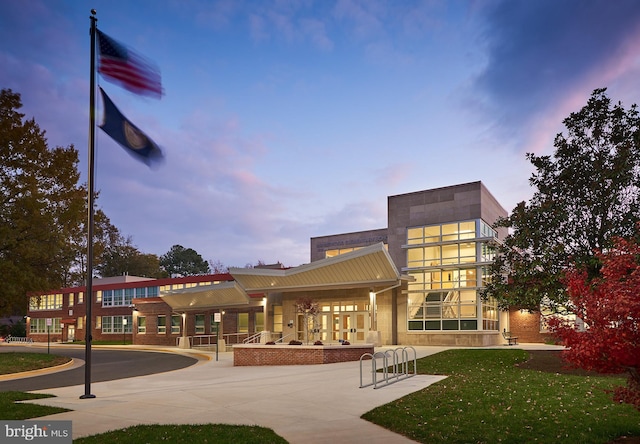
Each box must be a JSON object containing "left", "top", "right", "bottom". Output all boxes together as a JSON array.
[
  {"left": 102, "top": 286, "right": 159, "bottom": 307},
  {"left": 29, "top": 294, "right": 63, "bottom": 311},
  {"left": 135, "top": 286, "right": 159, "bottom": 298},
  {"left": 405, "top": 220, "right": 498, "bottom": 332},
  {"left": 101, "top": 315, "right": 133, "bottom": 334},
  {"left": 408, "top": 221, "right": 476, "bottom": 245},
  {"left": 408, "top": 268, "right": 477, "bottom": 291},
  {"left": 408, "top": 291, "right": 478, "bottom": 331},
  {"left": 30, "top": 318, "right": 62, "bottom": 334}
]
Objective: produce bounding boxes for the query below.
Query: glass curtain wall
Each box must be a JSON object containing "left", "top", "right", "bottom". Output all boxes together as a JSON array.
[{"left": 406, "top": 220, "right": 499, "bottom": 331}]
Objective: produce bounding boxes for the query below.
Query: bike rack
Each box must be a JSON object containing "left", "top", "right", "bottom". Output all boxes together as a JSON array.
[{"left": 359, "top": 346, "right": 417, "bottom": 389}]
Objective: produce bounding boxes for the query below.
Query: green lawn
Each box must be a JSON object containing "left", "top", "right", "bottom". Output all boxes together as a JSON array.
[
  {"left": 362, "top": 349, "right": 640, "bottom": 444},
  {"left": 0, "top": 352, "right": 70, "bottom": 374},
  {"left": 0, "top": 391, "right": 70, "bottom": 420},
  {"left": 73, "top": 424, "right": 287, "bottom": 444}
]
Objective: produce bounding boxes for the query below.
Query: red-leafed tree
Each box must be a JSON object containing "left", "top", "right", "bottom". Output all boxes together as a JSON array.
[{"left": 548, "top": 234, "right": 640, "bottom": 410}]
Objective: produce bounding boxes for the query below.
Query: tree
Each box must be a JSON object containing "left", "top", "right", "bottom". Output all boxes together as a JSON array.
[
  {"left": 0, "top": 89, "right": 86, "bottom": 315},
  {"left": 548, "top": 234, "right": 640, "bottom": 410},
  {"left": 160, "top": 244, "right": 210, "bottom": 277},
  {"left": 208, "top": 259, "right": 228, "bottom": 274},
  {"left": 484, "top": 88, "right": 640, "bottom": 311},
  {"left": 62, "top": 206, "right": 123, "bottom": 286},
  {"left": 294, "top": 297, "right": 320, "bottom": 344}
]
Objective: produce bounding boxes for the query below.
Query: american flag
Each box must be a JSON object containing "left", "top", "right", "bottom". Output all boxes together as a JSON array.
[{"left": 97, "top": 30, "right": 162, "bottom": 98}]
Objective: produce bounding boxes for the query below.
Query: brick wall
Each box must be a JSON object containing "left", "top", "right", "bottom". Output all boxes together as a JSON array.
[
  {"left": 233, "top": 344, "right": 374, "bottom": 366},
  {"left": 508, "top": 308, "right": 554, "bottom": 343}
]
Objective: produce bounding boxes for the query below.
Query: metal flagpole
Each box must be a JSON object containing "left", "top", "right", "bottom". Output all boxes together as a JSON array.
[{"left": 81, "top": 9, "right": 98, "bottom": 400}]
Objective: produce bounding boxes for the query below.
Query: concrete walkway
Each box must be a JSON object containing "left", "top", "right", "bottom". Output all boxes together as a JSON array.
[{"left": 20, "top": 344, "right": 564, "bottom": 443}]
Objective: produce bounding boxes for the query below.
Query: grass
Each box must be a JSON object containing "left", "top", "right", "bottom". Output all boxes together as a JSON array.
[
  {"left": 0, "top": 391, "right": 70, "bottom": 419},
  {"left": 73, "top": 424, "right": 288, "bottom": 444},
  {"left": 0, "top": 352, "right": 70, "bottom": 374},
  {"left": 362, "top": 349, "right": 640, "bottom": 444}
]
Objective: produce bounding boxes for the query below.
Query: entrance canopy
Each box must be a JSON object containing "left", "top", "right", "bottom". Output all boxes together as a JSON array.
[
  {"left": 230, "top": 242, "right": 402, "bottom": 292},
  {"left": 160, "top": 281, "right": 250, "bottom": 311},
  {"left": 159, "top": 243, "right": 404, "bottom": 311}
]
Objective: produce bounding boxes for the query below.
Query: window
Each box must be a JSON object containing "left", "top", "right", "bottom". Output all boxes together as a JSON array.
[
  {"left": 78, "top": 317, "right": 83, "bottom": 330},
  {"left": 95, "top": 316, "right": 102, "bottom": 329},
  {"left": 171, "top": 315, "right": 181, "bottom": 334},
  {"left": 325, "top": 247, "right": 360, "bottom": 257},
  {"left": 325, "top": 244, "right": 388, "bottom": 258},
  {"left": 134, "top": 286, "right": 159, "bottom": 298},
  {"left": 124, "top": 288, "right": 134, "bottom": 306},
  {"left": 29, "top": 318, "right": 62, "bottom": 334},
  {"left": 68, "top": 293, "right": 74, "bottom": 307},
  {"left": 404, "top": 220, "right": 496, "bottom": 332},
  {"left": 195, "top": 314, "right": 205, "bottom": 334},
  {"left": 273, "top": 305, "right": 283, "bottom": 332},
  {"left": 78, "top": 292, "right": 84, "bottom": 304},
  {"left": 407, "top": 290, "right": 481, "bottom": 331},
  {"left": 157, "top": 316, "right": 166, "bottom": 334},
  {"left": 102, "top": 288, "right": 147, "bottom": 306},
  {"left": 114, "top": 289, "right": 123, "bottom": 305},
  {"left": 101, "top": 316, "right": 132, "bottom": 334},
  {"left": 102, "top": 316, "right": 112, "bottom": 333},
  {"left": 238, "top": 313, "right": 249, "bottom": 333},
  {"left": 138, "top": 316, "right": 146, "bottom": 334},
  {"left": 480, "top": 220, "right": 497, "bottom": 239},
  {"left": 255, "top": 312, "right": 264, "bottom": 332},
  {"left": 29, "top": 294, "right": 63, "bottom": 311},
  {"left": 96, "top": 291, "right": 102, "bottom": 303},
  {"left": 102, "top": 290, "right": 113, "bottom": 307}
]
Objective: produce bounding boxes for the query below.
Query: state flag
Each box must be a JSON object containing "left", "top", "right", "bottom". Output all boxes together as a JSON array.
[{"left": 98, "top": 87, "right": 164, "bottom": 167}]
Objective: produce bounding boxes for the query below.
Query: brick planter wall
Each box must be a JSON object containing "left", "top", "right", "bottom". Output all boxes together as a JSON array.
[{"left": 233, "top": 344, "right": 374, "bottom": 366}]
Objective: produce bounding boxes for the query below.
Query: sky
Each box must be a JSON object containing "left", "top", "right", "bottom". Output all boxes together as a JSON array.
[{"left": 2, "top": 0, "right": 640, "bottom": 269}]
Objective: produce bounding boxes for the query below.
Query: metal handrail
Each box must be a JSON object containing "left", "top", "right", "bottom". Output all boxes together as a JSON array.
[
  {"left": 274, "top": 333, "right": 292, "bottom": 343},
  {"left": 176, "top": 334, "right": 218, "bottom": 348},
  {"left": 223, "top": 332, "right": 250, "bottom": 345},
  {"left": 243, "top": 332, "right": 263, "bottom": 343}
]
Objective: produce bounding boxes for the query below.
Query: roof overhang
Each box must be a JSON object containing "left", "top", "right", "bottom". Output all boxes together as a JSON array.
[
  {"left": 160, "top": 281, "right": 250, "bottom": 311},
  {"left": 229, "top": 242, "right": 403, "bottom": 292}
]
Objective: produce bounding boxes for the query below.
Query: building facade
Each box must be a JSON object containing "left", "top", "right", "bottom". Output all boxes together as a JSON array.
[{"left": 28, "top": 182, "right": 541, "bottom": 347}]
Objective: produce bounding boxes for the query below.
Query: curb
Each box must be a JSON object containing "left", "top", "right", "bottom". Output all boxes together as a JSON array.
[{"left": 0, "top": 358, "right": 76, "bottom": 381}]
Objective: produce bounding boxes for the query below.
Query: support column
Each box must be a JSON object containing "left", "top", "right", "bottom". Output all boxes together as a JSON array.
[{"left": 178, "top": 312, "right": 189, "bottom": 348}]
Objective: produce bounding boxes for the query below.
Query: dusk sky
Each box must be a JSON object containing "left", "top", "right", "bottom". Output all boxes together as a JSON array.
[{"left": 2, "top": 0, "right": 640, "bottom": 269}]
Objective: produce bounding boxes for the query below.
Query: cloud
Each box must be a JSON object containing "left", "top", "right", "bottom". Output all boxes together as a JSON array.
[{"left": 471, "top": 0, "right": 640, "bottom": 151}]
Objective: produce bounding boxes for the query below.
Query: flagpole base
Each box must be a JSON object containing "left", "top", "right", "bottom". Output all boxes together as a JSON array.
[{"left": 79, "top": 394, "right": 96, "bottom": 399}]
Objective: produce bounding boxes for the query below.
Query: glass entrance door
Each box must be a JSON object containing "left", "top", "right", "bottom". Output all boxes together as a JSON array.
[{"left": 332, "top": 312, "right": 369, "bottom": 343}]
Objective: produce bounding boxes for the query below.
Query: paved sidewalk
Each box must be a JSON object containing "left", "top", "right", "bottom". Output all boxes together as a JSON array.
[{"left": 22, "top": 344, "right": 564, "bottom": 443}]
